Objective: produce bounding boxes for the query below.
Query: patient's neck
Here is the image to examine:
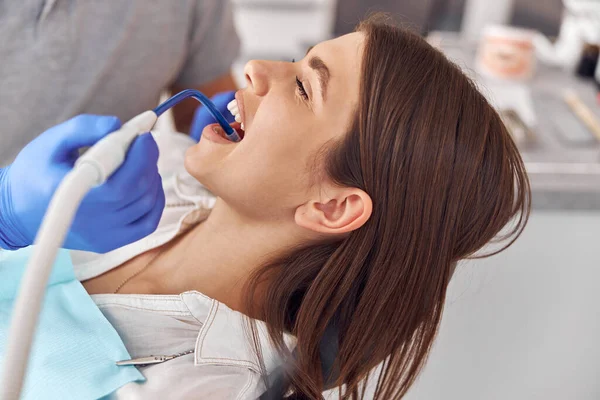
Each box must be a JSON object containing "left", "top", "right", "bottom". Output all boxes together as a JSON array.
[{"left": 148, "top": 199, "right": 302, "bottom": 314}]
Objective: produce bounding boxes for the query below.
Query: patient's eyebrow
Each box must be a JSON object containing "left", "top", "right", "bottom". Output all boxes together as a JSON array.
[
  {"left": 305, "top": 46, "right": 330, "bottom": 102},
  {"left": 308, "top": 56, "right": 330, "bottom": 102}
]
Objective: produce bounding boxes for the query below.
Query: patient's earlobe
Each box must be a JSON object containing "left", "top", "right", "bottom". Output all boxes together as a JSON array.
[{"left": 295, "top": 188, "right": 372, "bottom": 235}]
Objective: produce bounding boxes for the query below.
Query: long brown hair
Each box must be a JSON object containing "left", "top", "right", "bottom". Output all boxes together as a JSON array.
[{"left": 245, "top": 15, "right": 530, "bottom": 399}]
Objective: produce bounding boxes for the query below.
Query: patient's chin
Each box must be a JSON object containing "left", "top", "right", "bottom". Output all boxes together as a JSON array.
[
  {"left": 184, "top": 146, "right": 223, "bottom": 190},
  {"left": 183, "top": 146, "right": 206, "bottom": 179}
]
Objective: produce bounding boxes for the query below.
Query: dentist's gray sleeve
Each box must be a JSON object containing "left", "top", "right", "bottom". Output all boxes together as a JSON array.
[
  {"left": 175, "top": 1, "right": 241, "bottom": 87},
  {"left": 0, "top": 0, "right": 240, "bottom": 166}
]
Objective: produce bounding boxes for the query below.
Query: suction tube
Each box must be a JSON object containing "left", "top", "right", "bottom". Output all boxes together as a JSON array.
[{"left": 154, "top": 89, "right": 241, "bottom": 142}]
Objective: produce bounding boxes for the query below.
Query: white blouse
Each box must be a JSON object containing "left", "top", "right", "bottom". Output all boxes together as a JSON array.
[{"left": 70, "top": 132, "right": 293, "bottom": 399}]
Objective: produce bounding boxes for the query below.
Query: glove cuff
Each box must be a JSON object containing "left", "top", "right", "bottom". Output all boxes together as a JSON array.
[{"left": 0, "top": 167, "right": 29, "bottom": 250}]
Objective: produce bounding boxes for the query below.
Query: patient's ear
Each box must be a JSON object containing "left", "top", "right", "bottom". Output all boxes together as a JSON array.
[{"left": 295, "top": 185, "right": 372, "bottom": 235}]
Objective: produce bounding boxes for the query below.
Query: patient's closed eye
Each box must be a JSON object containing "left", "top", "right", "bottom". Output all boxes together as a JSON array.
[{"left": 296, "top": 77, "right": 309, "bottom": 100}]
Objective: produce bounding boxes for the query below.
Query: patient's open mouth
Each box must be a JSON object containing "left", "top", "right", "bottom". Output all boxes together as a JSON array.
[{"left": 210, "top": 122, "right": 244, "bottom": 142}]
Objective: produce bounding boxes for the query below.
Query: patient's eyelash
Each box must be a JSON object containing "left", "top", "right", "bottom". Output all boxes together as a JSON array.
[
  {"left": 296, "top": 76, "right": 308, "bottom": 100},
  {"left": 291, "top": 58, "right": 309, "bottom": 102}
]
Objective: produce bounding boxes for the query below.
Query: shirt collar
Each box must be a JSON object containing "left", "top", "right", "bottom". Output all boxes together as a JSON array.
[{"left": 180, "top": 291, "right": 295, "bottom": 375}]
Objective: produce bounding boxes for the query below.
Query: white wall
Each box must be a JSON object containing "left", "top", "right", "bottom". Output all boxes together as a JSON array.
[{"left": 402, "top": 211, "right": 600, "bottom": 399}]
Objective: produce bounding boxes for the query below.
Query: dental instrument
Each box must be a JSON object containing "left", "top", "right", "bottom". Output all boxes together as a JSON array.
[
  {"left": 0, "top": 90, "right": 237, "bottom": 400},
  {"left": 155, "top": 89, "right": 241, "bottom": 142}
]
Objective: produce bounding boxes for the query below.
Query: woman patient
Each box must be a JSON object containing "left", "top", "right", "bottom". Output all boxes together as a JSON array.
[{"left": 80, "top": 16, "right": 530, "bottom": 400}]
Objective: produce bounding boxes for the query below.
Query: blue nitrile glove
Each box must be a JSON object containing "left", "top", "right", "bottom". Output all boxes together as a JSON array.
[
  {"left": 189, "top": 91, "right": 236, "bottom": 141},
  {"left": 0, "top": 115, "right": 165, "bottom": 253}
]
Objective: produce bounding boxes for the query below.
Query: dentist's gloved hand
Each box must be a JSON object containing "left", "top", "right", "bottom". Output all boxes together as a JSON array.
[
  {"left": 0, "top": 115, "right": 165, "bottom": 253},
  {"left": 189, "top": 91, "right": 236, "bottom": 141}
]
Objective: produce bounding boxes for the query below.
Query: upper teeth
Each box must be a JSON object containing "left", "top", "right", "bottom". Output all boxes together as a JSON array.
[{"left": 227, "top": 99, "right": 244, "bottom": 131}]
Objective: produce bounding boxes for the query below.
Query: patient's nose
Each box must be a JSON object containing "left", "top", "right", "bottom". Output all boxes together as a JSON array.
[{"left": 244, "top": 60, "right": 274, "bottom": 97}]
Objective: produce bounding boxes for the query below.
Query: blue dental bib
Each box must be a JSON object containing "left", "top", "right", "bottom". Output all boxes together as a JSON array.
[{"left": 0, "top": 247, "right": 143, "bottom": 399}]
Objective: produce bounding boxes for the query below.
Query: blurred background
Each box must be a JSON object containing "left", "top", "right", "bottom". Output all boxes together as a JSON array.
[
  {"left": 230, "top": 0, "right": 565, "bottom": 70},
  {"left": 229, "top": 1, "right": 600, "bottom": 399}
]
